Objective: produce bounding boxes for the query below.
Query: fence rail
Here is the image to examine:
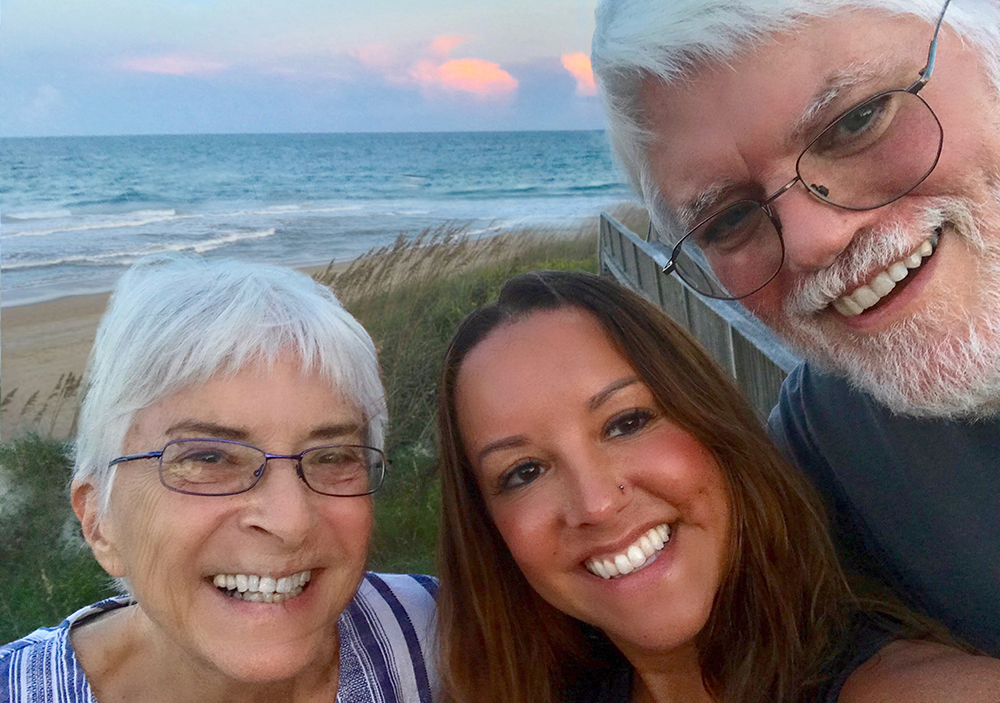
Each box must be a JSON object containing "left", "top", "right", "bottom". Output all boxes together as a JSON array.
[{"left": 598, "top": 211, "right": 800, "bottom": 418}]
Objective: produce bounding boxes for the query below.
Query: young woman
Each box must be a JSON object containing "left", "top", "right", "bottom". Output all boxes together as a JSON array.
[{"left": 435, "top": 270, "right": 998, "bottom": 703}]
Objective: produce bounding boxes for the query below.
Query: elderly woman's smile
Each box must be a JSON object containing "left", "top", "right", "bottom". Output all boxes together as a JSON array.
[
  {"left": 74, "top": 357, "right": 373, "bottom": 686},
  {"left": 211, "top": 569, "right": 313, "bottom": 603}
]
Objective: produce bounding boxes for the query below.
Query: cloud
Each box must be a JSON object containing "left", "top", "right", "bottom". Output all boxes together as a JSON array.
[
  {"left": 120, "top": 54, "right": 229, "bottom": 76},
  {"left": 429, "top": 34, "right": 467, "bottom": 57},
  {"left": 20, "top": 85, "right": 64, "bottom": 124},
  {"left": 560, "top": 52, "right": 596, "bottom": 96},
  {"left": 351, "top": 43, "right": 398, "bottom": 70},
  {"left": 410, "top": 58, "right": 518, "bottom": 98}
]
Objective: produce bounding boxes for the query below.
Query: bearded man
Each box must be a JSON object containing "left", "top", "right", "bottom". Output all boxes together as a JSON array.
[{"left": 592, "top": 0, "right": 1000, "bottom": 655}]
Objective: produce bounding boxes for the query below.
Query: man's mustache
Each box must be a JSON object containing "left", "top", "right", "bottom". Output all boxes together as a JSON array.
[{"left": 783, "top": 198, "right": 980, "bottom": 318}]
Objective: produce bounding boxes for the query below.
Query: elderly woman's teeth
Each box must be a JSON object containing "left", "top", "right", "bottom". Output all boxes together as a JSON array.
[
  {"left": 586, "top": 524, "right": 670, "bottom": 579},
  {"left": 831, "top": 233, "right": 939, "bottom": 317},
  {"left": 212, "top": 570, "right": 312, "bottom": 603}
]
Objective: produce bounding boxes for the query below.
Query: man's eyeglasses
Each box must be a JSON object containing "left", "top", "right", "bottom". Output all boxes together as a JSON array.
[
  {"left": 654, "top": 0, "right": 952, "bottom": 300},
  {"left": 109, "top": 438, "right": 387, "bottom": 497}
]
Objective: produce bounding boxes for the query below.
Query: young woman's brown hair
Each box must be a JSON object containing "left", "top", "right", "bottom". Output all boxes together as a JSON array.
[{"left": 436, "top": 270, "right": 947, "bottom": 703}]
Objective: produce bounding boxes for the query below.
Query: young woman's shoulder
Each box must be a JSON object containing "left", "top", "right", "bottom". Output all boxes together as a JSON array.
[{"left": 839, "top": 639, "right": 1000, "bottom": 703}]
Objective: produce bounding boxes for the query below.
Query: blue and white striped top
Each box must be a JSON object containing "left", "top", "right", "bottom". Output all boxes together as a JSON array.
[{"left": 0, "top": 572, "right": 439, "bottom": 703}]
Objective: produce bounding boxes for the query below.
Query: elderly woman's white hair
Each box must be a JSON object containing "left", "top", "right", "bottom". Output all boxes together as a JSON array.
[
  {"left": 74, "top": 253, "right": 386, "bottom": 515},
  {"left": 591, "top": 0, "right": 1000, "bottom": 240}
]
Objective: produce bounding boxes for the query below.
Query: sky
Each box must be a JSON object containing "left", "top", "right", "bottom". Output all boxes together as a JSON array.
[{"left": 0, "top": 0, "right": 606, "bottom": 137}]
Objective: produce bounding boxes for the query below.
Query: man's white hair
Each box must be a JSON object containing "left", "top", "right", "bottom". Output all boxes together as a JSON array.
[
  {"left": 74, "top": 253, "right": 387, "bottom": 515},
  {"left": 591, "top": 0, "right": 1000, "bottom": 238}
]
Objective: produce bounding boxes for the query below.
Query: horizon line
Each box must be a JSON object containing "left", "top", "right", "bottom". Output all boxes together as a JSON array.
[{"left": 0, "top": 127, "right": 608, "bottom": 141}]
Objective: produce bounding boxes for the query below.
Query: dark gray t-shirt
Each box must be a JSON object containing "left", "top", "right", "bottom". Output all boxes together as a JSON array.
[{"left": 768, "top": 362, "right": 999, "bottom": 655}]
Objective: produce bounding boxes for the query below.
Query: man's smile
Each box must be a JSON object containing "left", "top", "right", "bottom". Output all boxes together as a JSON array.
[{"left": 830, "top": 228, "right": 939, "bottom": 317}]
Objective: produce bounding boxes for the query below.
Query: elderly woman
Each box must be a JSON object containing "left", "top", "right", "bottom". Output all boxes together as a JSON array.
[
  {"left": 435, "top": 271, "right": 999, "bottom": 703},
  {"left": 0, "top": 254, "right": 438, "bottom": 702}
]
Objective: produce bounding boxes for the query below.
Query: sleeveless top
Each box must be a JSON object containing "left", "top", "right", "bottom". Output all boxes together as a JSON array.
[{"left": 565, "top": 612, "right": 903, "bottom": 703}]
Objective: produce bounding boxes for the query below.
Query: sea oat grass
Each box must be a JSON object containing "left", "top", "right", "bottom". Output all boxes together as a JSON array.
[{"left": 0, "top": 434, "right": 114, "bottom": 641}]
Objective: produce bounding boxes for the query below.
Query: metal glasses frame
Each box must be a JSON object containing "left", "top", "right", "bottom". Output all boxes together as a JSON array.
[
  {"left": 109, "top": 437, "right": 387, "bottom": 497},
  {"left": 656, "top": 0, "right": 952, "bottom": 300}
]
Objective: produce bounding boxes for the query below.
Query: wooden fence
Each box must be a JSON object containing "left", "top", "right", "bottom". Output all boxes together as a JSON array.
[{"left": 597, "top": 211, "right": 800, "bottom": 419}]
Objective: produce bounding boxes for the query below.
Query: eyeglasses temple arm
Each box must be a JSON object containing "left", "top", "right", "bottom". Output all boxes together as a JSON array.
[
  {"left": 910, "top": 0, "right": 951, "bottom": 92},
  {"left": 108, "top": 451, "right": 162, "bottom": 467}
]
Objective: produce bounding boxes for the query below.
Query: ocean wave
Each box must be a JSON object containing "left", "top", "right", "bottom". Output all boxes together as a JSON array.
[
  {"left": 191, "top": 227, "right": 277, "bottom": 253},
  {"left": 445, "top": 185, "right": 544, "bottom": 197},
  {"left": 1, "top": 228, "right": 277, "bottom": 271},
  {"left": 70, "top": 188, "right": 161, "bottom": 208},
  {"left": 2, "top": 209, "right": 73, "bottom": 222},
  {"left": 1, "top": 209, "right": 180, "bottom": 238},
  {"left": 2, "top": 250, "right": 150, "bottom": 271},
  {"left": 566, "top": 182, "right": 627, "bottom": 193},
  {"left": 227, "top": 204, "right": 365, "bottom": 217}
]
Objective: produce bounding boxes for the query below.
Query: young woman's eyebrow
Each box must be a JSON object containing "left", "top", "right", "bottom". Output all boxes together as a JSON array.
[
  {"left": 587, "top": 376, "right": 639, "bottom": 411},
  {"left": 475, "top": 436, "right": 528, "bottom": 465},
  {"left": 474, "top": 377, "right": 639, "bottom": 464}
]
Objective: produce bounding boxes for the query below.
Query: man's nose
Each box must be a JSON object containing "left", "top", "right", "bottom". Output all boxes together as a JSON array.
[
  {"left": 239, "top": 457, "right": 313, "bottom": 543},
  {"left": 770, "top": 184, "right": 881, "bottom": 273}
]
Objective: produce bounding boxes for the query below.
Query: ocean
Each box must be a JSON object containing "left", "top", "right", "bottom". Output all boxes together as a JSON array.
[{"left": 0, "top": 131, "right": 634, "bottom": 307}]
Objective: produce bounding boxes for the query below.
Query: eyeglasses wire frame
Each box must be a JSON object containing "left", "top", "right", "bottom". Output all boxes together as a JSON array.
[
  {"left": 652, "top": 0, "right": 952, "bottom": 300},
  {"left": 108, "top": 437, "right": 388, "bottom": 497}
]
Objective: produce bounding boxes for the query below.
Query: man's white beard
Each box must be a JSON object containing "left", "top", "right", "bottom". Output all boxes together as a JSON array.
[{"left": 770, "top": 192, "right": 1000, "bottom": 419}]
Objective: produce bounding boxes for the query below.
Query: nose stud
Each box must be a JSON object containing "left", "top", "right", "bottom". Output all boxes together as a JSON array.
[{"left": 618, "top": 484, "right": 625, "bottom": 493}]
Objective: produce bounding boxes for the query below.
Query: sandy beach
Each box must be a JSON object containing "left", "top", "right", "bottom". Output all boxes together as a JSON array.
[
  {"left": 0, "top": 263, "right": 337, "bottom": 441},
  {"left": 2, "top": 292, "right": 108, "bottom": 439}
]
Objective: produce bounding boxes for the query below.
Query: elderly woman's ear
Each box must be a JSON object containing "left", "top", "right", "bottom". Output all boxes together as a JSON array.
[{"left": 71, "top": 480, "right": 126, "bottom": 579}]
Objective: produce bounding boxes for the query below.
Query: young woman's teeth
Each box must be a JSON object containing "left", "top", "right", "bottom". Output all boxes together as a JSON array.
[
  {"left": 212, "top": 570, "right": 312, "bottom": 603},
  {"left": 831, "top": 231, "right": 939, "bottom": 317},
  {"left": 585, "top": 524, "right": 670, "bottom": 579}
]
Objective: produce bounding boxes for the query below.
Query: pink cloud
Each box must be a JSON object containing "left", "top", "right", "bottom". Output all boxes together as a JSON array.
[
  {"left": 410, "top": 58, "right": 518, "bottom": 98},
  {"left": 560, "top": 52, "right": 597, "bottom": 96},
  {"left": 120, "top": 54, "right": 228, "bottom": 76},
  {"left": 429, "top": 34, "right": 467, "bottom": 57}
]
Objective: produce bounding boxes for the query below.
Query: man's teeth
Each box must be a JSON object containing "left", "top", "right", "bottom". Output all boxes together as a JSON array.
[
  {"left": 831, "top": 233, "right": 938, "bottom": 317},
  {"left": 585, "top": 524, "right": 670, "bottom": 580},
  {"left": 211, "top": 570, "right": 312, "bottom": 603}
]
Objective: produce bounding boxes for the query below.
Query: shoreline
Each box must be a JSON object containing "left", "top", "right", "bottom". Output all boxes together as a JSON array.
[
  {"left": 0, "top": 260, "right": 341, "bottom": 310},
  {"left": 0, "top": 262, "right": 338, "bottom": 441},
  {"left": 0, "top": 205, "right": 646, "bottom": 442}
]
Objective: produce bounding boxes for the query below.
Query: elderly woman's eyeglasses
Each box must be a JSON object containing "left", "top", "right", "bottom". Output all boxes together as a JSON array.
[
  {"left": 108, "top": 438, "right": 387, "bottom": 497},
  {"left": 653, "top": 0, "right": 951, "bottom": 300}
]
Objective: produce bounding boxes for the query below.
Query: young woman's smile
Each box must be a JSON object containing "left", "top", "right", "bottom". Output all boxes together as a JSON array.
[{"left": 455, "top": 308, "right": 731, "bottom": 657}]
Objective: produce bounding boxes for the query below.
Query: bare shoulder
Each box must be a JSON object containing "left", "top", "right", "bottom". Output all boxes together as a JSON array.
[{"left": 838, "top": 639, "right": 1000, "bottom": 703}]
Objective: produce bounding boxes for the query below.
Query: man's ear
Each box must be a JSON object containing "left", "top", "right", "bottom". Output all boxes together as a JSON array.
[{"left": 71, "top": 480, "right": 126, "bottom": 578}]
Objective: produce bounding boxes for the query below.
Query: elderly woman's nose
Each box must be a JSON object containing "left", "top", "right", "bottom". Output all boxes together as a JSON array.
[{"left": 239, "top": 458, "right": 314, "bottom": 541}]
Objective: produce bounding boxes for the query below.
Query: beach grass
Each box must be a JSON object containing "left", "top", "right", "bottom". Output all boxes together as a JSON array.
[
  {"left": 0, "top": 434, "right": 113, "bottom": 640},
  {"left": 0, "top": 211, "right": 650, "bottom": 641}
]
